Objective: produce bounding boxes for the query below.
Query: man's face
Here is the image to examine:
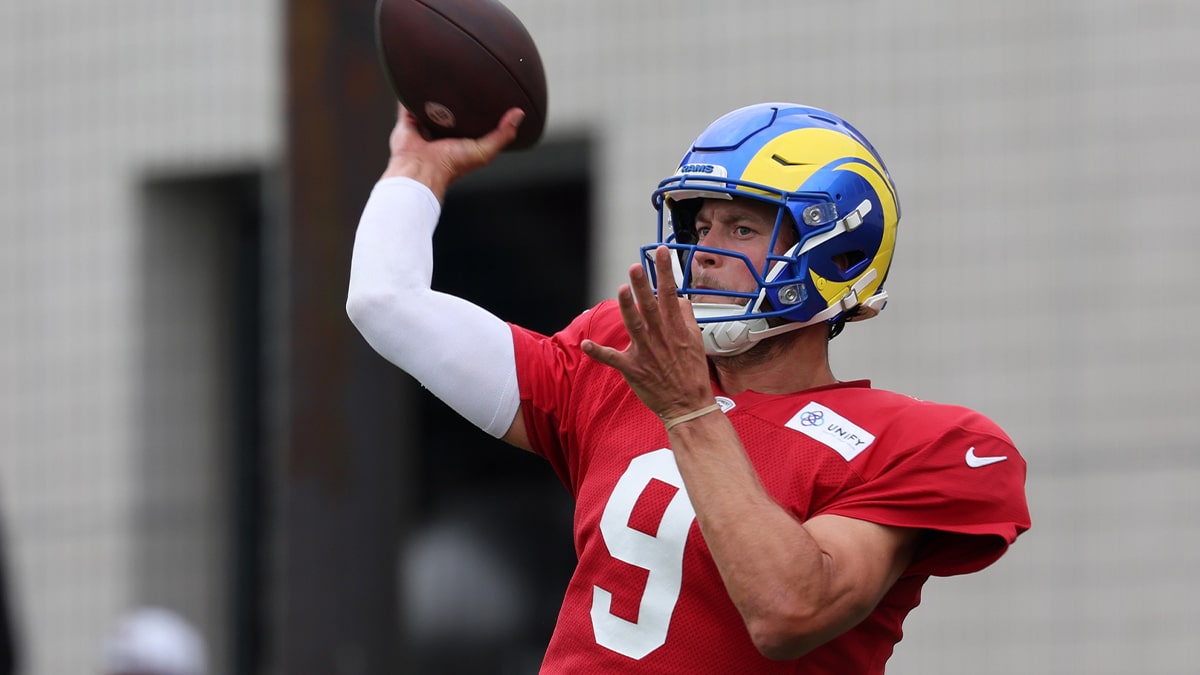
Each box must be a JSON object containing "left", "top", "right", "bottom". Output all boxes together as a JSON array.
[{"left": 687, "top": 198, "right": 795, "bottom": 304}]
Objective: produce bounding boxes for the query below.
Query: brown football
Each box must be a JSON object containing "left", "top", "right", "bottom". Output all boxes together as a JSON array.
[{"left": 375, "top": 0, "right": 548, "bottom": 150}]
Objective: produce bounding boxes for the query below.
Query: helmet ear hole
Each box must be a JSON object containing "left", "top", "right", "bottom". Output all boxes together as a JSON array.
[{"left": 834, "top": 250, "right": 867, "bottom": 275}]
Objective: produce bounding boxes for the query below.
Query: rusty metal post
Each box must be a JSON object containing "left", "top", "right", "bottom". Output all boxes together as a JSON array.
[{"left": 279, "top": 1, "right": 407, "bottom": 673}]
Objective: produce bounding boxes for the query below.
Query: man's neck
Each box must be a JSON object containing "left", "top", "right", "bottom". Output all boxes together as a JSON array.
[{"left": 710, "top": 325, "right": 837, "bottom": 396}]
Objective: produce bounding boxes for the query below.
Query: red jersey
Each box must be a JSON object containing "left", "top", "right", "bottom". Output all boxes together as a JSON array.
[{"left": 510, "top": 301, "right": 1030, "bottom": 674}]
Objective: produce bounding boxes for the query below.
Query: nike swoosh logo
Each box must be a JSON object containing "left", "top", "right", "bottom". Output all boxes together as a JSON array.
[{"left": 965, "top": 446, "right": 1008, "bottom": 468}]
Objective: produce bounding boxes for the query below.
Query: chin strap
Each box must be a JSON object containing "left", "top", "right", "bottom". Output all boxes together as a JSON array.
[
  {"left": 691, "top": 305, "right": 769, "bottom": 356},
  {"left": 692, "top": 268, "right": 884, "bottom": 356}
]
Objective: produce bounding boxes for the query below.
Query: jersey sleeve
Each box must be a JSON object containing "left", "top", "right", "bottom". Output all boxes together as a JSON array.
[
  {"left": 818, "top": 408, "right": 1031, "bottom": 577},
  {"left": 508, "top": 302, "right": 614, "bottom": 490}
]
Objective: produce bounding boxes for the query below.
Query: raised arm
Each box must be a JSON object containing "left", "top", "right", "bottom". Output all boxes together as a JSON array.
[{"left": 346, "top": 105, "right": 531, "bottom": 449}]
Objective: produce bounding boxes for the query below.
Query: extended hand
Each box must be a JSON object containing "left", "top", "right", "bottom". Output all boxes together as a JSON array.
[
  {"left": 582, "top": 246, "right": 716, "bottom": 421},
  {"left": 381, "top": 103, "right": 525, "bottom": 201}
]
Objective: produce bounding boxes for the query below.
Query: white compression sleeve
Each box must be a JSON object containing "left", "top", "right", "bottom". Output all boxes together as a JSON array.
[{"left": 346, "top": 177, "right": 521, "bottom": 438}]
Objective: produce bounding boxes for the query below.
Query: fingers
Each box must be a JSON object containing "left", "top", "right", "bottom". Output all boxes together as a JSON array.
[
  {"left": 391, "top": 105, "right": 523, "bottom": 155},
  {"left": 653, "top": 246, "right": 677, "bottom": 309},
  {"left": 653, "top": 245, "right": 679, "bottom": 297},
  {"left": 651, "top": 246, "right": 692, "bottom": 332},
  {"left": 583, "top": 279, "right": 647, "bottom": 372},
  {"left": 624, "top": 250, "right": 691, "bottom": 336},
  {"left": 398, "top": 103, "right": 417, "bottom": 125},
  {"left": 614, "top": 281, "right": 649, "bottom": 340},
  {"left": 474, "top": 108, "right": 526, "bottom": 161},
  {"left": 382, "top": 106, "right": 525, "bottom": 196},
  {"left": 389, "top": 104, "right": 431, "bottom": 152},
  {"left": 626, "top": 262, "right": 661, "bottom": 328},
  {"left": 649, "top": 246, "right": 702, "bottom": 339}
]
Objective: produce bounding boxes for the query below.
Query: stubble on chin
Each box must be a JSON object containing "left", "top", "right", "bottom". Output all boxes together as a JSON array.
[
  {"left": 708, "top": 326, "right": 805, "bottom": 370},
  {"left": 686, "top": 273, "right": 744, "bottom": 305}
]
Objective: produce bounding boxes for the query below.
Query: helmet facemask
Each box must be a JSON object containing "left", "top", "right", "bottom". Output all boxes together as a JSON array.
[{"left": 643, "top": 181, "right": 875, "bottom": 355}]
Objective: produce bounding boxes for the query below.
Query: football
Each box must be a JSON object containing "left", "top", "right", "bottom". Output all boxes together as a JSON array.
[{"left": 375, "top": 0, "right": 548, "bottom": 150}]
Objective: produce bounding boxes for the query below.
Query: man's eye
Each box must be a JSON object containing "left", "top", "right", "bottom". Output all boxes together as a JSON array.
[
  {"left": 696, "top": 227, "right": 711, "bottom": 239},
  {"left": 736, "top": 226, "right": 755, "bottom": 237}
]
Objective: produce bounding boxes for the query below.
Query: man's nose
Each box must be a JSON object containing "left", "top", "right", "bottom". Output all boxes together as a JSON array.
[
  {"left": 692, "top": 231, "right": 727, "bottom": 268},
  {"left": 692, "top": 245, "right": 720, "bottom": 269}
]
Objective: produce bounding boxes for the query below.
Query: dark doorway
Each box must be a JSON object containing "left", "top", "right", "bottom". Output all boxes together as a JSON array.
[{"left": 140, "top": 170, "right": 268, "bottom": 675}]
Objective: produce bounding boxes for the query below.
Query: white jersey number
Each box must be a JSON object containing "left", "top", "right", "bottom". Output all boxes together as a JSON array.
[{"left": 591, "top": 449, "right": 696, "bottom": 659}]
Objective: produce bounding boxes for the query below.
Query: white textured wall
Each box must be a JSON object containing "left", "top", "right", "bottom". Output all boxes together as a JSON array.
[
  {"left": 1, "top": 0, "right": 1197, "bottom": 673},
  {"left": 0, "top": 1, "right": 281, "bottom": 673}
]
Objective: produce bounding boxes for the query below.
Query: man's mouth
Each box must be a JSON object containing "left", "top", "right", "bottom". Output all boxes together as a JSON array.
[
  {"left": 687, "top": 283, "right": 748, "bottom": 306},
  {"left": 688, "top": 275, "right": 739, "bottom": 303}
]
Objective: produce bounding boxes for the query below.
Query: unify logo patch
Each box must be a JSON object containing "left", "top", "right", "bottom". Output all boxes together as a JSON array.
[{"left": 785, "top": 402, "right": 875, "bottom": 461}]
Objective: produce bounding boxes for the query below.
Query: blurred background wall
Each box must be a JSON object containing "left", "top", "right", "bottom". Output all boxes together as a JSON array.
[{"left": 1, "top": 1, "right": 1198, "bottom": 674}]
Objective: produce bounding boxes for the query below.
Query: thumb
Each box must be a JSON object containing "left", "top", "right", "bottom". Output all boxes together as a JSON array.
[
  {"left": 476, "top": 108, "right": 525, "bottom": 157},
  {"left": 581, "top": 338, "right": 620, "bottom": 369}
]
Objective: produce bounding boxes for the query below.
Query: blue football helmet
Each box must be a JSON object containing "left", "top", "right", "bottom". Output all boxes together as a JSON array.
[{"left": 644, "top": 103, "right": 901, "bottom": 355}]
